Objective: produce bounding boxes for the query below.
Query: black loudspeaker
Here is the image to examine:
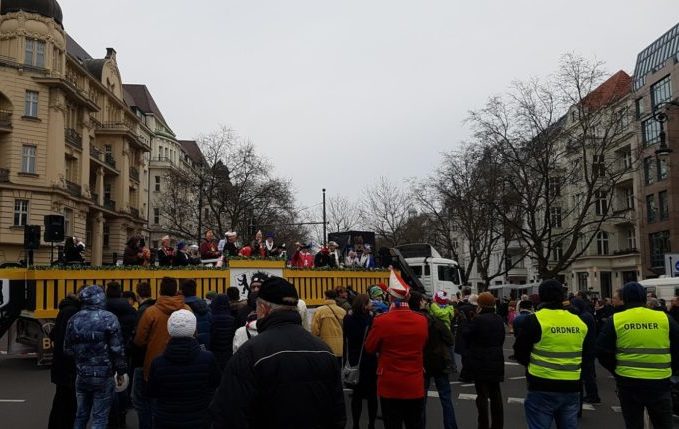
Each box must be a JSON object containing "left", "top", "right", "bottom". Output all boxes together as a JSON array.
[
  {"left": 44, "top": 215, "right": 65, "bottom": 242},
  {"left": 24, "top": 225, "right": 41, "bottom": 250}
]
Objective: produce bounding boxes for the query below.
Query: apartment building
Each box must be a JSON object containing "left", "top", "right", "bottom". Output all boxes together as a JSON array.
[{"left": 0, "top": 1, "right": 150, "bottom": 265}]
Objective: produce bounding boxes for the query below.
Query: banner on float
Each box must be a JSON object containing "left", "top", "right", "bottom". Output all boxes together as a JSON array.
[{"left": 229, "top": 268, "right": 283, "bottom": 299}]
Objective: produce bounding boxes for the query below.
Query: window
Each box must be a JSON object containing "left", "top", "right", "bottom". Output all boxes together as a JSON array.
[
  {"left": 596, "top": 231, "right": 609, "bottom": 255},
  {"left": 103, "top": 224, "right": 110, "bottom": 247},
  {"left": 104, "top": 183, "right": 111, "bottom": 201},
  {"left": 548, "top": 177, "right": 561, "bottom": 196},
  {"left": 595, "top": 191, "right": 607, "bottom": 216},
  {"left": 577, "top": 272, "right": 588, "bottom": 292},
  {"left": 550, "top": 206, "right": 562, "bottom": 228},
  {"left": 570, "top": 109, "right": 578, "bottom": 122},
  {"left": 643, "top": 119, "right": 662, "bottom": 146},
  {"left": 24, "top": 91, "right": 38, "bottom": 117},
  {"left": 657, "top": 157, "right": 668, "bottom": 181},
  {"left": 63, "top": 208, "right": 72, "bottom": 236},
  {"left": 615, "top": 107, "right": 630, "bottom": 132},
  {"left": 635, "top": 97, "right": 644, "bottom": 119},
  {"left": 592, "top": 155, "right": 605, "bottom": 178},
  {"left": 21, "top": 145, "right": 36, "bottom": 174},
  {"left": 552, "top": 242, "right": 563, "bottom": 262},
  {"left": 153, "top": 208, "right": 160, "bottom": 224},
  {"left": 659, "top": 191, "right": 669, "bottom": 221},
  {"left": 649, "top": 230, "right": 671, "bottom": 267},
  {"left": 438, "top": 265, "right": 460, "bottom": 285},
  {"left": 647, "top": 194, "right": 657, "bottom": 223},
  {"left": 624, "top": 187, "right": 634, "bottom": 210},
  {"left": 644, "top": 157, "right": 656, "bottom": 185},
  {"left": 24, "top": 39, "right": 45, "bottom": 67},
  {"left": 158, "top": 146, "right": 163, "bottom": 159},
  {"left": 13, "top": 199, "right": 28, "bottom": 226},
  {"left": 622, "top": 148, "right": 633, "bottom": 170},
  {"left": 154, "top": 176, "right": 160, "bottom": 192},
  {"left": 627, "top": 228, "right": 637, "bottom": 250},
  {"left": 651, "top": 75, "right": 672, "bottom": 110},
  {"left": 411, "top": 266, "right": 423, "bottom": 277}
]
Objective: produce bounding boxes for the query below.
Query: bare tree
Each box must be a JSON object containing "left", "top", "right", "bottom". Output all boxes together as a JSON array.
[
  {"left": 360, "top": 177, "right": 412, "bottom": 247},
  {"left": 305, "top": 194, "right": 361, "bottom": 244}
]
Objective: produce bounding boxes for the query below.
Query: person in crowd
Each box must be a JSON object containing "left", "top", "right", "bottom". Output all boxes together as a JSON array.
[
  {"left": 328, "top": 241, "right": 342, "bottom": 267},
  {"left": 368, "top": 285, "right": 389, "bottom": 314},
  {"left": 238, "top": 243, "right": 254, "bottom": 257},
  {"left": 513, "top": 280, "right": 588, "bottom": 429},
  {"left": 122, "top": 291, "right": 137, "bottom": 309},
  {"left": 209, "top": 294, "right": 237, "bottom": 370},
  {"left": 359, "top": 245, "right": 376, "bottom": 268},
  {"left": 136, "top": 282, "right": 155, "bottom": 316},
  {"left": 302, "top": 244, "right": 315, "bottom": 267},
  {"left": 199, "top": 229, "right": 221, "bottom": 260},
  {"left": 277, "top": 242, "right": 287, "bottom": 260},
  {"left": 226, "top": 286, "right": 245, "bottom": 316},
  {"left": 496, "top": 298, "right": 509, "bottom": 326},
  {"left": 647, "top": 297, "right": 665, "bottom": 312},
  {"left": 512, "top": 300, "right": 534, "bottom": 338},
  {"left": 250, "top": 230, "right": 266, "bottom": 257},
  {"left": 345, "top": 250, "right": 360, "bottom": 267},
  {"left": 507, "top": 299, "right": 517, "bottom": 334},
  {"left": 236, "top": 272, "right": 267, "bottom": 327},
  {"left": 669, "top": 296, "right": 679, "bottom": 324},
  {"left": 105, "top": 282, "right": 137, "bottom": 428},
  {"left": 209, "top": 276, "right": 346, "bottom": 428},
  {"left": 463, "top": 292, "right": 505, "bottom": 429},
  {"left": 290, "top": 242, "right": 305, "bottom": 267},
  {"left": 298, "top": 295, "right": 310, "bottom": 331},
  {"left": 344, "top": 293, "right": 379, "bottom": 429},
  {"left": 223, "top": 231, "right": 240, "bottom": 257},
  {"left": 430, "top": 290, "right": 454, "bottom": 331},
  {"left": 181, "top": 279, "right": 212, "bottom": 348},
  {"left": 48, "top": 292, "right": 81, "bottom": 429},
  {"left": 263, "top": 232, "right": 279, "bottom": 257},
  {"left": 570, "top": 297, "right": 600, "bottom": 404},
  {"left": 410, "top": 291, "right": 458, "bottom": 429},
  {"left": 64, "top": 236, "right": 86, "bottom": 264},
  {"left": 128, "top": 282, "right": 154, "bottom": 429},
  {"left": 64, "top": 285, "right": 127, "bottom": 429},
  {"left": 123, "top": 235, "right": 146, "bottom": 266},
  {"left": 172, "top": 241, "right": 191, "bottom": 266},
  {"left": 132, "top": 277, "right": 190, "bottom": 429},
  {"left": 596, "top": 282, "right": 679, "bottom": 429},
  {"left": 456, "top": 293, "right": 478, "bottom": 383},
  {"left": 156, "top": 236, "right": 175, "bottom": 267},
  {"left": 365, "top": 275, "right": 428, "bottom": 429},
  {"left": 595, "top": 298, "right": 615, "bottom": 332},
  {"left": 335, "top": 286, "right": 352, "bottom": 311},
  {"left": 311, "top": 289, "right": 347, "bottom": 365},
  {"left": 205, "top": 290, "right": 218, "bottom": 307},
  {"left": 147, "top": 310, "right": 221, "bottom": 429},
  {"left": 232, "top": 311, "right": 259, "bottom": 353},
  {"left": 315, "top": 246, "right": 332, "bottom": 267}
]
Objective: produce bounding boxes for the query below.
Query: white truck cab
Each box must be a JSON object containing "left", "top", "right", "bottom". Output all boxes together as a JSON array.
[
  {"left": 397, "top": 244, "right": 463, "bottom": 297},
  {"left": 639, "top": 277, "right": 679, "bottom": 303}
]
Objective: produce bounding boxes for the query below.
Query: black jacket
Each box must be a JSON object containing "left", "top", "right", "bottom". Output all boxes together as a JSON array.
[
  {"left": 106, "top": 297, "right": 137, "bottom": 347},
  {"left": 462, "top": 309, "right": 505, "bottom": 382},
  {"left": 147, "top": 337, "right": 221, "bottom": 429},
  {"left": 513, "top": 303, "right": 591, "bottom": 392},
  {"left": 314, "top": 252, "right": 331, "bottom": 268},
  {"left": 50, "top": 296, "right": 81, "bottom": 386},
  {"left": 596, "top": 303, "right": 679, "bottom": 390},
  {"left": 173, "top": 251, "right": 190, "bottom": 266},
  {"left": 209, "top": 311, "right": 346, "bottom": 429},
  {"left": 130, "top": 298, "right": 156, "bottom": 369},
  {"left": 209, "top": 295, "right": 237, "bottom": 370},
  {"left": 343, "top": 312, "right": 377, "bottom": 394},
  {"left": 236, "top": 293, "right": 257, "bottom": 327},
  {"left": 157, "top": 247, "right": 174, "bottom": 267},
  {"left": 414, "top": 309, "right": 453, "bottom": 377},
  {"left": 454, "top": 301, "right": 476, "bottom": 354}
]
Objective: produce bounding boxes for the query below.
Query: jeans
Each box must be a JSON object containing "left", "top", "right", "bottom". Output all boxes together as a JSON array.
[
  {"left": 475, "top": 381, "right": 503, "bottom": 429},
  {"left": 617, "top": 385, "right": 673, "bottom": 429},
  {"left": 74, "top": 376, "right": 115, "bottom": 429},
  {"left": 381, "top": 397, "right": 425, "bottom": 429},
  {"left": 524, "top": 391, "right": 579, "bottom": 429},
  {"left": 48, "top": 384, "right": 77, "bottom": 429},
  {"left": 424, "top": 374, "right": 458, "bottom": 429},
  {"left": 351, "top": 386, "right": 377, "bottom": 429},
  {"left": 132, "top": 367, "right": 152, "bottom": 429}
]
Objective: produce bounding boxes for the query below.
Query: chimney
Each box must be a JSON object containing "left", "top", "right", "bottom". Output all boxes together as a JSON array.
[{"left": 105, "top": 48, "right": 117, "bottom": 60}]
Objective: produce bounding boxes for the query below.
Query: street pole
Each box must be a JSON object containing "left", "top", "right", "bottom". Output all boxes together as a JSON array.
[
  {"left": 197, "top": 172, "right": 203, "bottom": 245},
  {"left": 322, "top": 188, "right": 327, "bottom": 246}
]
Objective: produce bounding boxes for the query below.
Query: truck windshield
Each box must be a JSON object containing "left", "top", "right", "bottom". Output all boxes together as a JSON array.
[{"left": 438, "top": 265, "right": 460, "bottom": 285}]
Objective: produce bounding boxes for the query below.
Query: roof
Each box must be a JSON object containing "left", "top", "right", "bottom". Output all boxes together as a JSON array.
[
  {"left": 633, "top": 23, "right": 679, "bottom": 91},
  {"left": 581, "top": 70, "right": 631, "bottom": 110},
  {"left": 65, "top": 33, "right": 92, "bottom": 62},
  {"left": 178, "top": 140, "right": 205, "bottom": 165},
  {"left": 1, "top": 0, "right": 63, "bottom": 28},
  {"left": 82, "top": 58, "right": 106, "bottom": 80},
  {"left": 122, "top": 84, "right": 168, "bottom": 126}
]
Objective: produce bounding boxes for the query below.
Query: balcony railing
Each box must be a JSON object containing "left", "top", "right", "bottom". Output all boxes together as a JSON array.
[
  {"left": 103, "top": 199, "right": 115, "bottom": 211},
  {"left": 65, "top": 128, "right": 82, "bottom": 149},
  {"left": 129, "top": 166, "right": 140, "bottom": 182},
  {"left": 130, "top": 207, "right": 140, "bottom": 218},
  {"left": 105, "top": 153, "right": 116, "bottom": 169},
  {"left": 0, "top": 168, "right": 8, "bottom": 182},
  {"left": 90, "top": 146, "right": 101, "bottom": 159},
  {"left": 65, "top": 180, "right": 81, "bottom": 197},
  {"left": 91, "top": 192, "right": 99, "bottom": 204},
  {"left": 0, "top": 109, "right": 12, "bottom": 130}
]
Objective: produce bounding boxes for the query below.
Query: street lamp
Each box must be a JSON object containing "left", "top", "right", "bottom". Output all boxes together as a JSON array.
[
  {"left": 653, "top": 100, "right": 679, "bottom": 157},
  {"left": 322, "top": 188, "right": 327, "bottom": 246}
]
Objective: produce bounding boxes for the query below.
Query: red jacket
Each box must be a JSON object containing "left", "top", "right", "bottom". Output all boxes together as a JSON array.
[{"left": 365, "top": 304, "right": 428, "bottom": 399}]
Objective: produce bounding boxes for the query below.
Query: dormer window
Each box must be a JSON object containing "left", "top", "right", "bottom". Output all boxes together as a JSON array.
[{"left": 25, "top": 39, "right": 45, "bottom": 68}]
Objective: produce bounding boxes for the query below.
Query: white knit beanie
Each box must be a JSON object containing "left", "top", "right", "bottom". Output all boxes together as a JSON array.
[{"left": 167, "top": 309, "right": 196, "bottom": 338}]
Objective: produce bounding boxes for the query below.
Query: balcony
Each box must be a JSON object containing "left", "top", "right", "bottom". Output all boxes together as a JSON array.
[
  {"left": 129, "top": 166, "right": 140, "bottom": 182},
  {"left": 103, "top": 199, "right": 115, "bottom": 211},
  {"left": 95, "top": 122, "right": 150, "bottom": 152},
  {"left": 91, "top": 192, "right": 99, "bottom": 205},
  {"left": 0, "top": 110, "right": 12, "bottom": 132},
  {"left": 130, "top": 207, "right": 140, "bottom": 218},
  {"left": 0, "top": 168, "right": 8, "bottom": 182},
  {"left": 65, "top": 180, "right": 81, "bottom": 197},
  {"left": 90, "top": 146, "right": 101, "bottom": 159},
  {"left": 65, "top": 128, "right": 83, "bottom": 150},
  {"left": 105, "top": 153, "right": 117, "bottom": 169}
]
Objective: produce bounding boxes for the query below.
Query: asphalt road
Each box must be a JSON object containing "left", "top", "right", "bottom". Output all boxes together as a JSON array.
[{"left": 1, "top": 335, "right": 678, "bottom": 428}]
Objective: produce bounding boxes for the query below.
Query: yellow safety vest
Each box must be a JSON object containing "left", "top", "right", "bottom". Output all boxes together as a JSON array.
[
  {"left": 528, "top": 309, "right": 588, "bottom": 381},
  {"left": 613, "top": 306, "right": 671, "bottom": 380}
]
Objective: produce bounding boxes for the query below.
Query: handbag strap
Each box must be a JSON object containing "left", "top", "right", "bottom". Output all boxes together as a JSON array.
[{"left": 356, "top": 325, "right": 368, "bottom": 366}]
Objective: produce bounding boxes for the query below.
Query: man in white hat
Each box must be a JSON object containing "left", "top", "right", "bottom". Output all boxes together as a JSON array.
[{"left": 328, "top": 241, "right": 342, "bottom": 268}]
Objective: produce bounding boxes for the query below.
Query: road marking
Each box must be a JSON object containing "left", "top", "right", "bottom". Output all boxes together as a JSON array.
[
  {"left": 508, "top": 376, "right": 525, "bottom": 380},
  {"left": 461, "top": 383, "right": 475, "bottom": 387},
  {"left": 505, "top": 361, "right": 520, "bottom": 366},
  {"left": 0, "top": 399, "right": 25, "bottom": 403},
  {"left": 458, "top": 393, "right": 478, "bottom": 400},
  {"left": 507, "top": 397, "right": 525, "bottom": 404},
  {"left": 582, "top": 404, "right": 596, "bottom": 411},
  {"left": 612, "top": 406, "right": 622, "bottom": 413},
  {"left": 427, "top": 391, "right": 440, "bottom": 398}
]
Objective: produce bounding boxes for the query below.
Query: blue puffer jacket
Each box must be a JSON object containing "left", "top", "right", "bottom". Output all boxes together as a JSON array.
[
  {"left": 209, "top": 294, "right": 236, "bottom": 370},
  {"left": 185, "top": 296, "right": 213, "bottom": 348},
  {"left": 147, "top": 337, "right": 221, "bottom": 428},
  {"left": 64, "top": 285, "right": 127, "bottom": 380}
]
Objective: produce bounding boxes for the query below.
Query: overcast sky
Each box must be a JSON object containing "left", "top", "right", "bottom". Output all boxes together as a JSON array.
[{"left": 59, "top": 0, "right": 677, "bottom": 208}]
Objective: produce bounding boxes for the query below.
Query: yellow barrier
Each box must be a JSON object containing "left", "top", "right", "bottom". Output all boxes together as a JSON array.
[{"left": 0, "top": 265, "right": 389, "bottom": 319}]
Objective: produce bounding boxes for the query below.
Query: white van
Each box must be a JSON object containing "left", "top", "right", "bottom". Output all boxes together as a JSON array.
[
  {"left": 397, "top": 244, "right": 463, "bottom": 297},
  {"left": 638, "top": 277, "right": 679, "bottom": 303}
]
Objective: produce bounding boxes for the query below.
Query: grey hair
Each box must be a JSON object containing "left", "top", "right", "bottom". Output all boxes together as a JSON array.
[{"left": 257, "top": 297, "right": 298, "bottom": 313}]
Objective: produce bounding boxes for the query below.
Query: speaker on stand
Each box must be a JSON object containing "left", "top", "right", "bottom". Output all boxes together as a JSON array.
[
  {"left": 44, "top": 215, "right": 65, "bottom": 264},
  {"left": 23, "top": 225, "right": 41, "bottom": 267}
]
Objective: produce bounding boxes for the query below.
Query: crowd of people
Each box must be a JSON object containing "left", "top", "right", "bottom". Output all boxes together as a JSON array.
[{"left": 46, "top": 271, "right": 679, "bottom": 429}]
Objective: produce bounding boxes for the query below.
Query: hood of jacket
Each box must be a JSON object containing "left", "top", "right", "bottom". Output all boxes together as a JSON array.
[
  {"left": 163, "top": 337, "right": 201, "bottom": 364},
  {"left": 106, "top": 297, "right": 134, "bottom": 316},
  {"left": 79, "top": 285, "right": 105, "bottom": 310},
  {"left": 211, "top": 294, "right": 231, "bottom": 315},
  {"left": 184, "top": 295, "right": 209, "bottom": 315},
  {"left": 154, "top": 295, "right": 187, "bottom": 315},
  {"left": 58, "top": 295, "right": 80, "bottom": 312}
]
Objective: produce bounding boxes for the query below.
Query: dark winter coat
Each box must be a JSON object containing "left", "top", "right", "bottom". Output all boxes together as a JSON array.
[
  {"left": 173, "top": 251, "right": 190, "bottom": 266},
  {"left": 157, "top": 247, "right": 175, "bottom": 267},
  {"left": 209, "top": 310, "right": 346, "bottom": 429},
  {"left": 236, "top": 293, "right": 257, "bottom": 327},
  {"left": 123, "top": 244, "right": 144, "bottom": 266},
  {"left": 64, "top": 285, "right": 127, "bottom": 380},
  {"left": 209, "top": 294, "right": 237, "bottom": 369},
  {"left": 454, "top": 301, "right": 476, "bottom": 354},
  {"left": 343, "top": 312, "right": 377, "bottom": 397},
  {"left": 147, "top": 337, "right": 221, "bottom": 429},
  {"left": 106, "top": 297, "right": 137, "bottom": 346},
  {"left": 314, "top": 252, "right": 331, "bottom": 268},
  {"left": 462, "top": 309, "right": 505, "bottom": 382},
  {"left": 417, "top": 309, "right": 454, "bottom": 377},
  {"left": 50, "top": 296, "right": 81, "bottom": 386},
  {"left": 129, "top": 298, "right": 156, "bottom": 369},
  {"left": 185, "top": 296, "right": 213, "bottom": 348}
]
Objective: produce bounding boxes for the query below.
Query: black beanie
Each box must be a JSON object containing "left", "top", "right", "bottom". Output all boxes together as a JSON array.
[
  {"left": 539, "top": 279, "right": 564, "bottom": 304},
  {"left": 622, "top": 282, "right": 646, "bottom": 305},
  {"left": 258, "top": 276, "right": 299, "bottom": 306}
]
